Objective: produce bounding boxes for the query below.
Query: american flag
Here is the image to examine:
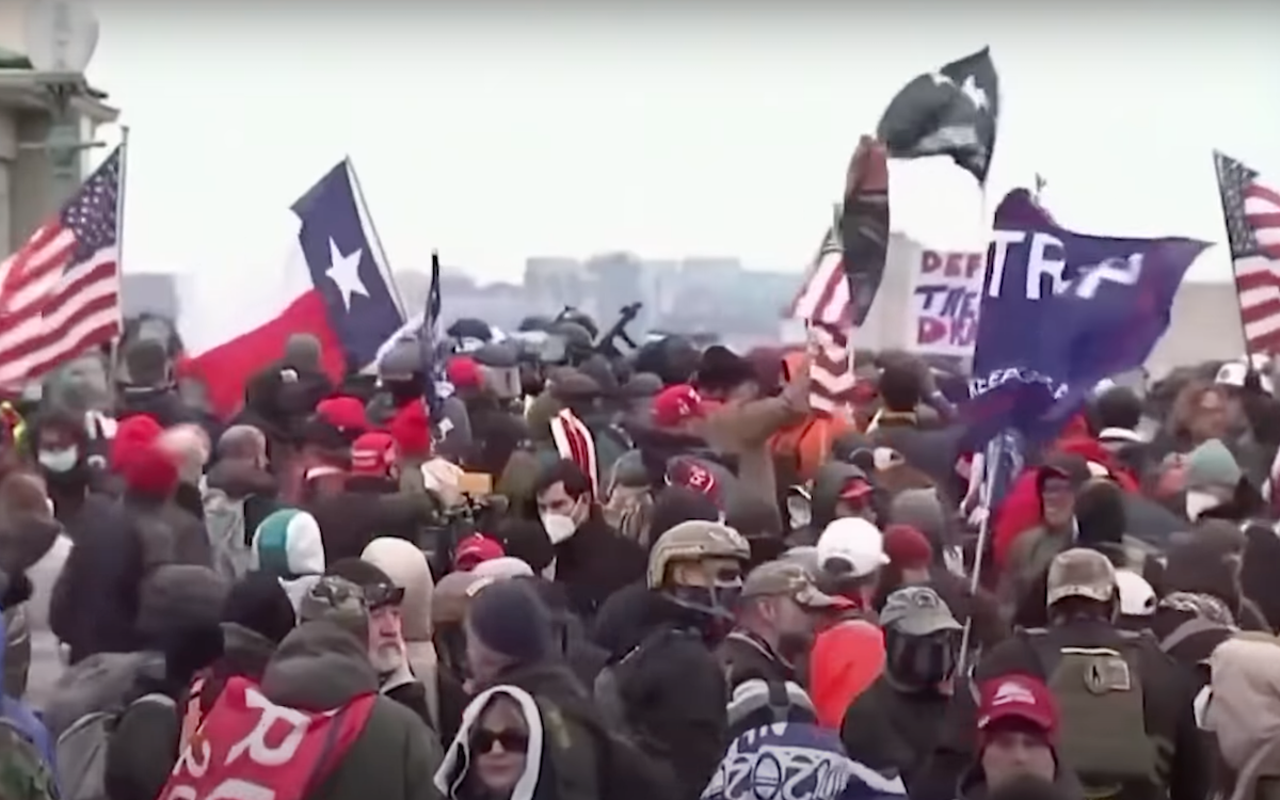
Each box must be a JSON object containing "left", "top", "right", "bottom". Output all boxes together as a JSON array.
[
  {"left": 1215, "top": 150, "right": 1280, "bottom": 354},
  {"left": 0, "top": 146, "right": 123, "bottom": 386},
  {"left": 788, "top": 213, "right": 857, "bottom": 414}
]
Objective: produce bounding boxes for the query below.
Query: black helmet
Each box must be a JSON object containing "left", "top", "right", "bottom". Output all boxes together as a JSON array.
[
  {"left": 549, "top": 321, "right": 593, "bottom": 350},
  {"left": 447, "top": 317, "right": 492, "bottom": 343},
  {"left": 518, "top": 315, "right": 554, "bottom": 333},
  {"left": 556, "top": 309, "right": 599, "bottom": 340},
  {"left": 473, "top": 342, "right": 520, "bottom": 369}
]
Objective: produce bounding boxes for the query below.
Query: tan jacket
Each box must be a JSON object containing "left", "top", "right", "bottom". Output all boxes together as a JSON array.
[{"left": 699, "top": 366, "right": 810, "bottom": 513}]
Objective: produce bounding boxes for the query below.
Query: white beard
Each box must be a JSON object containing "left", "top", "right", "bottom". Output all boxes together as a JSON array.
[{"left": 370, "top": 643, "right": 405, "bottom": 675}]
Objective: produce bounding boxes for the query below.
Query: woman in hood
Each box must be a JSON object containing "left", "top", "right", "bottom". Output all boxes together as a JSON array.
[
  {"left": 362, "top": 536, "right": 441, "bottom": 729},
  {"left": 435, "top": 684, "right": 596, "bottom": 800},
  {"left": 250, "top": 508, "right": 325, "bottom": 611}
]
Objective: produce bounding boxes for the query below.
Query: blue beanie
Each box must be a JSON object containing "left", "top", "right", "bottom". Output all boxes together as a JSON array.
[{"left": 467, "top": 580, "right": 554, "bottom": 664}]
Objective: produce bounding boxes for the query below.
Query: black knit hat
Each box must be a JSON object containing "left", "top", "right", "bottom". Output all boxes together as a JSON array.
[
  {"left": 466, "top": 579, "right": 554, "bottom": 664},
  {"left": 222, "top": 571, "right": 296, "bottom": 645}
]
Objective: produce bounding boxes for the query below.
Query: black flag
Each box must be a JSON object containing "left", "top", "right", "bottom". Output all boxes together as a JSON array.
[{"left": 876, "top": 47, "right": 1000, "bottom": 184}]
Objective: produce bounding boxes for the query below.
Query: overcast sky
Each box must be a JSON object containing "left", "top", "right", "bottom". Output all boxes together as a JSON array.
[{"left": 82, "top": 2, "right": 1278, "bottom": 284}]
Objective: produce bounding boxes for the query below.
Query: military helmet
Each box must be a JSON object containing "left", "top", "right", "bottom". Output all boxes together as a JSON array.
[{"left": 647, "top": 520, "right": 750, "bottom": 589}]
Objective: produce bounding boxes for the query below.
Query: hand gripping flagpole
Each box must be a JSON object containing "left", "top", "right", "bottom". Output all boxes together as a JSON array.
[{"left": 955, "top": 432, "right": 1004, "bottom": 679}]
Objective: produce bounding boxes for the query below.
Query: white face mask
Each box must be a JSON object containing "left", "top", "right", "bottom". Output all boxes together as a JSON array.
[
  {"left": 38, "top": 448, "right": 79, "bottom": 474},
  {"left": 541, "top": 513, "right": 579, "bottom": 545}
]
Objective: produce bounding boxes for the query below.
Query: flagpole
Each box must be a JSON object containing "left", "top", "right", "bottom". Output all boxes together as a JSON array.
[
  {"left": 344, "top": 156, "right": 406, "bottom": 320},
  {"left": 1212, "top": 152, "right": 1256, "bottom": 360},
  {"left": 110, "top": 126, "right": 130, "bottom": 379}
]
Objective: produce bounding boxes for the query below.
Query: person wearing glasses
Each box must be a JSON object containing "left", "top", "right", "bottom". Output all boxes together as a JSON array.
[
  {"left": 435, "top": 685, "right": 550, "bottom": 800},
  {"left": 326, "top": 557, "right": 432, "bottom": 729}
]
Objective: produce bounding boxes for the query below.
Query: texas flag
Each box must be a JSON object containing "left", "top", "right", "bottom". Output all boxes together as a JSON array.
[{"left": 180, "top": 160, "right": 406, "bottom": 417}]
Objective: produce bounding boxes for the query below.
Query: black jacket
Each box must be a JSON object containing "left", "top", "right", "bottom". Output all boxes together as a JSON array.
[
  {"left": 306, "top": 476, "right": 433, "bottom": 563},
  {"left": 49, "top": 501, "right": 146, "bottom": 663},
  {"left": 608, "top": 593, "right": 729, "bottom": 800},
  {"left": 553, "top": 512, "right": 647, "bottom": 621},
  {"left": 840, "top": 675, "right": 954, "bottom": 793},
  {"left": 717, "top": 630, "right": 794, "bottom": 694}
]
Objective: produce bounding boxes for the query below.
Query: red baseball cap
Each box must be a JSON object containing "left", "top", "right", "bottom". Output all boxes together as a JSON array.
[
  {"left": 839, "top": 476, "right": 874, "bottom": 501},
  {"left": 315, "top": 396, "right": 369, "bottom": 436},
  {"left": 454, "top": 534, "right": 505, "bottom": 571},
  {"left": 350, "top": 431, "right": 398, "bottom": 477},
  {"left": 446, "top": 356, "right": 483, "bottom": 390},
  {"left": 652, "top": 384, "right": 705, "bottom": 428},
  {"left": 976, "top": 675, "right": 1059, "bottom": 739}
]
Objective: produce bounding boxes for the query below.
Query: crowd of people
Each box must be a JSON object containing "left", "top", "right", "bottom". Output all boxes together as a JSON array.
[{"left": 0, "top": 318, "right": 1277, "bottom": 800}]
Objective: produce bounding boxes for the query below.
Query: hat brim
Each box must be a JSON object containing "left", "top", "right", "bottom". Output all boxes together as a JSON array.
[
  {"left": 1046, "top": 583, "right": 1114, "bottom": 605},
  {"left": 891, "top": 611, "right": 963, "bottom": 637},
  {"left": 978, "top": 707, "right": 1054, "bottom": 734},
  {"left": 793, "top": 583, "right": 846, "bottom": 610}
]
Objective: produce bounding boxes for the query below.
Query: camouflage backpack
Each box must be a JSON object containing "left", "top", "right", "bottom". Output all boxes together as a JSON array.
[{"left": 0, "top": 717, "right": 57, "bottom": 800}]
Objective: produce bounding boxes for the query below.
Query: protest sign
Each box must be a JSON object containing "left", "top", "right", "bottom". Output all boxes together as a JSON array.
[{"left": 905, "top": 249, "right": 984, "bottom": 357}]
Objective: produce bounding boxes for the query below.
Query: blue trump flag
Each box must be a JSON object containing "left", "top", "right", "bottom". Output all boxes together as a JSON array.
[{"left": 967, "top": 189, "right": 1209, "bottom": 451}]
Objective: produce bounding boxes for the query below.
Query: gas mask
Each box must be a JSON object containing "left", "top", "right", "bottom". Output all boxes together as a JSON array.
[
  {"left": 885, "top": 627, "right": 959, "bottom": 691},
  {"left": 668, "top": 581, "right": 743, "bottom": 643}
]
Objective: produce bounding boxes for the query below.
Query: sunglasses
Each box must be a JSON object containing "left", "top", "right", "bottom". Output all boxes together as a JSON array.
[
  {"left": 472, "top": 728, "right": 529, "bottom": 754},
  {"left": 366, "top": 582, "right": 405, "bottom": 610}
]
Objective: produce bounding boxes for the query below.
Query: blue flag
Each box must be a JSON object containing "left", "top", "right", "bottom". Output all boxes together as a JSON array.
[
  {"left": 966, "top": 189, "right": 1209, "bottom": 448},
  {"left": 291, "top": 159, "right": 405, "bottom": 370}
]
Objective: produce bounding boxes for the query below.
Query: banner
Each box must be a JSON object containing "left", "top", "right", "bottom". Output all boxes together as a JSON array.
[
  {"left": 906, "top": 249, "right": 984, "bottom": 357},
  {"left": 964, "top": 188, "right": 1208, "bottom": 448}
]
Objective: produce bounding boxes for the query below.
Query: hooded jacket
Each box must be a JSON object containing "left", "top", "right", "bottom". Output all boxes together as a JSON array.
[
  {"left": 801, "top": 462, "right": 877, "bottom": 543},
  {"left": 259, "top": 620, "right": 444, "bottom": 800},
  {"left": 252, "top": 508, "right": 326, "bottom": 612},
  {"left": 361, "top": 537, "right": 441, "bottom": 730},
  {"left": 1205, "top": 636, "right": 1280, "bottom": 800},
  {"left": 435, "top": 684, "right": 598, "bottom": 800}
]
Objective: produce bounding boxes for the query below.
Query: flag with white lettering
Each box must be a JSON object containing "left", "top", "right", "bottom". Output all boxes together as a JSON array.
[
  {"left": 159, "top": 677, "right": 375, "bottom": 800},
  {"left": 876, "top": 47, "right": 1000, "bottom": 184},
  {"left": 966, "top": 189, "right": 1209, "bottom": 446}
]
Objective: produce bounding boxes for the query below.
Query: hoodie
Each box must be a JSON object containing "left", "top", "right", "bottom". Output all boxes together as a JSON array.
[
  {"left": 361, "top": 537, "right": 441, "bottom": 729},
  {"left": 435, "top": 684, "right": 599, "bottom": 800},
  {"left": 259, "top": 620, "right": 443, "bottom": 800},
  {"left": 252, "top": 508, "right": 326, "bottom": 611},
  {"left": 1205, "top": 636, "right": 1280, "bottom": 800}
]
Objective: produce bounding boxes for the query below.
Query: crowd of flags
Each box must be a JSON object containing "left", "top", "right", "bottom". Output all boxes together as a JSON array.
[
  {"left": 786, "top": 44, "right": 1278, "bottom": 466},
  {"left": 0, "top": 48, "right": 1273, "bottom": 466}
]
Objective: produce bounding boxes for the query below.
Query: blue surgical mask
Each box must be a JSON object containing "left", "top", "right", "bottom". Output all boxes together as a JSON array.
[{"left": 38, "top": 447, "right": 79, "bottom": 473}]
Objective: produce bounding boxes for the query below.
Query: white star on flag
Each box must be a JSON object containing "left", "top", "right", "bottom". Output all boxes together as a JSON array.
[
  {"left": 961, "top": 75, "right": 988, "bottom": 110},
  {"left": 325, "top": 237, "right": 369, "bottom": 310}
]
